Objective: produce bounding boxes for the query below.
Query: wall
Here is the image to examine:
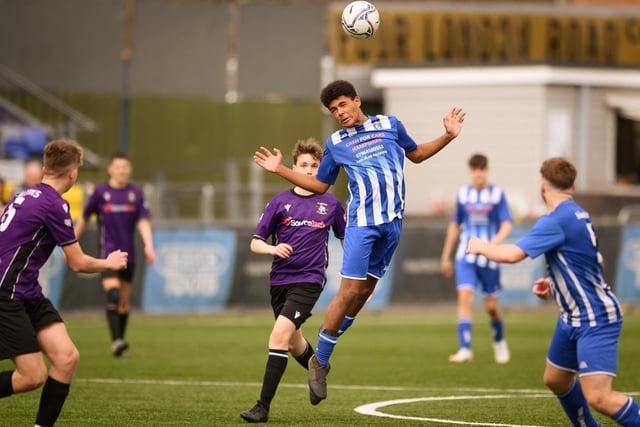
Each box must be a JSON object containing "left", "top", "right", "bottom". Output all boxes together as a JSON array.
[{"left": 0, "top": 0, "right": 325, "bottom": 100}]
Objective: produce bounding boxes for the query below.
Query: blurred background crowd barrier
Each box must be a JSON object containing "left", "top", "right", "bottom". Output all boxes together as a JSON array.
[{"left": 39, "top": 220, "right": 640, "bottom": 313}]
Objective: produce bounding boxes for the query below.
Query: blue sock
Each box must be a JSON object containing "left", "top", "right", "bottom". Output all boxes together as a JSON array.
[
  {"left": 612, "top": 397, "right": 640, "bottom": 426},
  {"left": 557, "top": 379, "right": 600, "bottom": 427},
  {"left": 491, "top": 319, "right": 504, "bottom": 342},
  {"left": 337, "top": 316, "right": 355, "bottom": 337},
  {"left": 458, "top": 319, "right": 472, "bottom": 349},
  {"left": 315, "top": 331, "right": 337, "bottom": 366}
]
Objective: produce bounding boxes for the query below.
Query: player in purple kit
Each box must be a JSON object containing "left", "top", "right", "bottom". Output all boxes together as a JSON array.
[
  {"left": 467, "top": 158, "right": 640, "bottom": 426},
  {"left": 74, "top": 152, "right": 155, "bottom": 357},
  {"left": 254, "top": 80, "right": 465, "bottom": 405},
  {"left": 241, "top": 139, "right": 346, "bottom": 423},
  {"left": 0, "top": 140, "right": 128, "bottom": 427}
]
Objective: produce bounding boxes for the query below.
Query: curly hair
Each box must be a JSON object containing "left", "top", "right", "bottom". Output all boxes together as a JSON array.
[{"left": 320, "top": 80, "right": 358, "bottom": 109}]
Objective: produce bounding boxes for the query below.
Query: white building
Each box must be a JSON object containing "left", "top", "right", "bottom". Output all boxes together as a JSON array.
[{"left": 371, "top": 65, "right": 640, "bottom": 220}]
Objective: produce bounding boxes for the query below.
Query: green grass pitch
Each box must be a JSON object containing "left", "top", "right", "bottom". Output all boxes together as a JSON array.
[{"left": 1, "top": 307, "right": 638, "bottom": 426}]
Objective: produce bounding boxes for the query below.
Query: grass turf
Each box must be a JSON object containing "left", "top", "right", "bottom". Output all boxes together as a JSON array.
[{"left": 1, "top": 306, "right": 638, "bottom": 426}]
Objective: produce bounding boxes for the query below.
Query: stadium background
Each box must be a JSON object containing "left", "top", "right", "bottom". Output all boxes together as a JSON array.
[{"left": 1, "top": 0, "right": 640, "bottom": 313}]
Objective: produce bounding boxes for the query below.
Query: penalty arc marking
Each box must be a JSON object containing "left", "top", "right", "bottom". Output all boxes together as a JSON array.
[{"left": 354, "top": 394, "right": 552, "bottom": 426}]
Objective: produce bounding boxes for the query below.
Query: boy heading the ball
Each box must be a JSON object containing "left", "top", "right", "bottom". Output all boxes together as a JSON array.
[{"left": 254, "top": 79, "right": 465, "bottom": 405}]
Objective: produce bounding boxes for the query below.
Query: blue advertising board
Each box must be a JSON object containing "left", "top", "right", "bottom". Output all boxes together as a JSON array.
[
  {"left": 614, "top": 225, "right": 640, "bottom": 303},
  {"left": 40, "top": 247, "right": 66, "bottom": 308},
  {"left": 142, "top": 228, "right": 236, "bottom": 312}
]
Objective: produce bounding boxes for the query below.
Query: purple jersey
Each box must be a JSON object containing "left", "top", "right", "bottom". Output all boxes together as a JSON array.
[
  {"left": 83, "top": 183, "right": 150, "bottom": 259},
  {"left": 0, "top": 184, "right": 77, "bottom": 300},
  {"left": 254, "top": 189, "right": 346, "bottom": 286}
]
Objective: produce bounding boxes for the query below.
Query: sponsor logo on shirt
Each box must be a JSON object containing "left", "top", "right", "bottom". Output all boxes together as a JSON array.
[
  {"left": 282, "top": 217, "right": 326, "bottom": 228},
  {"left": 104, "top": 203, "right": 136, "bottom": 213}
]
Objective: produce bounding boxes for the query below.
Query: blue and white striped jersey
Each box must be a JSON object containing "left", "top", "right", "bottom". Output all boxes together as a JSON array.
[
  {"left": 454, "top": 185, "right": 512, "bottom": 268},
  {"left": 316, "top": 115, "right": 418, "bottom": 227},
  {"left": 516, "top": 199, "right": 622, "bottom": 327}
]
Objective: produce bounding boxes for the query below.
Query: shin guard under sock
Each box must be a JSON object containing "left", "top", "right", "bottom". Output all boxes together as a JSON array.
[
  {"left": 105, "top": 288, "right": 121, "bottom": 341},
  {"left": 337, "top": 315, "right": 355, "bottom": 337},
  {"left": 0, "top": 370, "right": 14, "bottom": 398},
  {"left": 35, "top": 377, "right": 70, "bottom": 427},
  {"left": 293, "top": 340, "right": 314, "bottom": 369},
  {"left": 119, "top": 312, "right": 129, "bottom": 339},
  {"left": 612, "top": 397, "right": 640, "bottom": 426},
  {"left": 259, "top": 349, "right": 288, "bottom": 410},
  {"left": 315, "top": 331, "right": 337, "bottom": 366},
  {"left": 557, "top": 379, "right": 600, "bottom": 427}
]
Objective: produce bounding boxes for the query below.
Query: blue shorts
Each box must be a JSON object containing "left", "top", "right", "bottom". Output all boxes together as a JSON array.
[
  {"left": 341, "top": 219, "right": 402, "bottom": 280},
  {"left": 455, "top": 259, "right": 502, "bottom": 297},
  {"left": 547, "top": 317, "right": 621, "bottom": 377}
]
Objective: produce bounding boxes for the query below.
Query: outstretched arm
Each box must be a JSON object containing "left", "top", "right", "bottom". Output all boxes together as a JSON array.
[
  {"left": 466, "top": 236, "right": 526, "bottom": 264},
  {"left": 406, "top": 106, "right": 466, "bottom": 164},
  {"left": 63, "top": 242, "right": 128, "bottom": 273},
  {"left": 253, "top": 147, "right": 331, "bottom": 194}
]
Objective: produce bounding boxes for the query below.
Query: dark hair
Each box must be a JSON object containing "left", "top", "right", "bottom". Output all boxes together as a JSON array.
[
  {"left": 110, "top": 152, "right": 131, "bottom": 163},
  {"left": 320, "top": 80, "right": 358, "bottom": 109},
  {"left": 540, "top": 157, "right": 576, "bottom": 190},
  {"left": 468, "top": 153, "right": 488, "bottom": 169},
  {"left": 292, "top": 138, "right": 323, "bottom": 164}
]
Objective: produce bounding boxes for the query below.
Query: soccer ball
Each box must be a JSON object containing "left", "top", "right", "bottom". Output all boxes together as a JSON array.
[{"left": 341, "top": 1, "right": 380, "bottom": 39}]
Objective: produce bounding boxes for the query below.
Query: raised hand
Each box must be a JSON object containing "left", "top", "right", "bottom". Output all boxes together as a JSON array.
[
  {"left": 443, "top": 106, "right": 466, "bottom": 139},
  {"left": 253, "top": 147, "right": 283, "bottom": 173}
]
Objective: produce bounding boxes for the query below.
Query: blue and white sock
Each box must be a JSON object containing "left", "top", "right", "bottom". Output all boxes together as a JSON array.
[
  {"left": 315, "top": 331, "right": 337, "bottom": 366},
  {"left": 557, "top": 379, "right": 600, "bottom": 427}
]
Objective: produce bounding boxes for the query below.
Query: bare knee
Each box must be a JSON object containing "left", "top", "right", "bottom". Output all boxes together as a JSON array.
[
  {"left": 50, "top": 346, "right": 80, "bottom": 378},
  {"left": 543, "top": 371, "right": 571, "bottom": 394}
]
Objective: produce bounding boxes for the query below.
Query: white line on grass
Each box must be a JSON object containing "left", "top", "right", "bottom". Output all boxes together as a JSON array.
[
  {"left": 76, "top": 378, "right": 549, "bottom": 394},
  {"left": 354, "top": 394, "right": 553, "bottom": 426}
]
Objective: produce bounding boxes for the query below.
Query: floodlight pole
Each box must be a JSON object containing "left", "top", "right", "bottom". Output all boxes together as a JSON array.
[
  {"left": 119, "top": 0, "right": 135, "bottom": 154},
  {"left": 225, "top": 0, "right": 239, "bottom": 103}
]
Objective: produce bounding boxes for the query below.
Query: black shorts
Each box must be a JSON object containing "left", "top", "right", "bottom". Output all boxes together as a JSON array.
[
  {"left": 101, "top": 262, "right": 135, "bottom": 282},
  {"left": 0, "top": 295, "right": 63, "bottom": 360},
  {"left": 270, "top": 283, "right": 322, "bottom": 330}
]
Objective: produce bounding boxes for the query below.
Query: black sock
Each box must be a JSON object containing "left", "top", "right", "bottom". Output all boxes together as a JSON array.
[
  {"left": 35, "top": 377, "right": 70, "bottom": 427},
  {"left": 0, "top": 370, "right": 14, "bottom": 398},
  {"left": 119, "top": 312, "right": 129, "bottom": 339},
  {"left": 106, "top": 309, "right": 121, "bottom": 341},
  {"left": 258, "top": 349, "right": 288, "bottom": 411},
  {"left": 293, "top": 340, "right": 314, "bottom": 370}
]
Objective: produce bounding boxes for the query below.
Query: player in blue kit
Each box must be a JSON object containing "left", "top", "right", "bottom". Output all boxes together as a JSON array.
[
  {"left": 254, "top": 80, "right": 465, "bottom": 405},
  {"left": 241, "top": 139, "right": 346, "bottom": 423},
  {"left": 467, "top": 157, "right": 640, "bottom": 427},
  {"left": 440, "top": 154, "right": 512, "bottom": 364},
  {"left": 0, "top": 140, "right": 128, "bottom": 427},
  {"left": 74, "top": 153, "right": 155, "bottom": 357}
]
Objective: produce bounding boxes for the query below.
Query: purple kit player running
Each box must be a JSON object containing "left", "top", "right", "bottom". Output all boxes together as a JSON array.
[
  {"left": 241, "top": 139, "right": 346, "bottom": 423},
  {"left": 467, "top": 157, "right": 640, "bottom": 427},
  {"left": 254, "top": 79, "right": 465, "bottom": 405},
  {"left": 0, "top": 140, "right": 128, "bottom": 427},
  {"left": 74, "top": 152, "right": 155, "bottom": 357}
]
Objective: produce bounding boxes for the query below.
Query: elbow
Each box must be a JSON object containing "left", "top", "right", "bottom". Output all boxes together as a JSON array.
[{"left": 68, "top": 262, "right": 83, "bottom": 273}]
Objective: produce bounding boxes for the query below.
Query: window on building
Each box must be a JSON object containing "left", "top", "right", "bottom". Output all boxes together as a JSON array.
[{"left": 616, "top": 113, "right": 640, "bottom": 185}]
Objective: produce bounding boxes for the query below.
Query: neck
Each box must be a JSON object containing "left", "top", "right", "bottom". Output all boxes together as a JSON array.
[
  {"left": 545, "top": 192, "right": 572, "bottom": 212},
  {"left": 109, "top": 179, "right": 127, "bottom": 189},
  {"left": 294, "top": 186, "right": 313, "bottom": 196},
  {"left": 41, "top": 177, "right": 68, "bottom": 195}
]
